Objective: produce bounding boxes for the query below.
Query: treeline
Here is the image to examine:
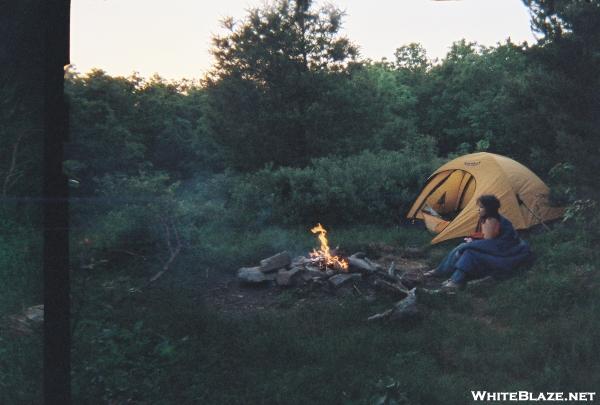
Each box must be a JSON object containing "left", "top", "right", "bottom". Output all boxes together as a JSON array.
[
  {"left": 62, "top": 0, "right": 600, "bottom": 255},
  {"left": 65, "top": 1, "right": 599, "bottom": 195}
]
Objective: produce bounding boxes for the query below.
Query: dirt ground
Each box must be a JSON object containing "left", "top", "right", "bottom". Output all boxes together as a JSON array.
[{"left": 195, "top": 246, "right": 450, "bottom": 316}]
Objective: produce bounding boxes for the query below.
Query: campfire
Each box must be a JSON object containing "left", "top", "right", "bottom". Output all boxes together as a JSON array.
[
  {"left": 308, "top": 223, "right": 348, "bottom": 272},
  {"left": 235, "top": 225, "right": 431, "bottom": 322}
]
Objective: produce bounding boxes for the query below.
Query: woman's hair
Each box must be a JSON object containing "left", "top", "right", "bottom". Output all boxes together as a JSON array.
[{"left": 477, "top": 194, "right": 500, "bottom": 220}]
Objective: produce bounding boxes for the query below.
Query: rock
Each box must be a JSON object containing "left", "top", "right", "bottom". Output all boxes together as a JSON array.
[
  {"left": 301, "top": 269, "right": 328, "bottom": 281},
  {"left": 23, "top": 305, "right": 44, "bottom": 323},
  {"left": 6, "top": 304, "right": 44, "bottom": 335},
  {"left": 260, "top": 251, "right": 292, "bottom": 273},
  {"left": 305, "top": 265, "right": 321, "bottom": 273},
  {"left": 276, "top": 267, "right": 305, "bottom": 287},
  {"left": 328, "top": 273, "right": 361, "bottom": 289},
  {"left": 325, "top": 269, "right": 335, "bottom": 277},
  {"left": 238, "top": 267, "right": 276, "bottom": 283},
  {"left": 291, "top": 256, "right": 310, "bottom": 267},
  {"left": 347, "top": 256, "right": 376, "bottom": 274}
]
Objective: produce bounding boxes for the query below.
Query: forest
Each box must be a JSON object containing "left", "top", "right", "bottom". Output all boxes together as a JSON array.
[{"left": 1, "top": 0, "right": 600, "bottom": 403}]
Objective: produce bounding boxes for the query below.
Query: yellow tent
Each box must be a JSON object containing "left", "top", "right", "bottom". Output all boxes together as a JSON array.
[{"left": 406, "top": 152, "right": 564, "bottom": 244}]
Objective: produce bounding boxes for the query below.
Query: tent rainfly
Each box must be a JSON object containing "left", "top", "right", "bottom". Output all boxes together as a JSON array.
[{"left": 407, "top": 152, "right": 564, "bottom": 244}]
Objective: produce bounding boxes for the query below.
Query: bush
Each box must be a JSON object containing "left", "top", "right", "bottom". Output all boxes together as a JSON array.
[{"left": 227, "top": 147, "right": 441, "bottom": 228}]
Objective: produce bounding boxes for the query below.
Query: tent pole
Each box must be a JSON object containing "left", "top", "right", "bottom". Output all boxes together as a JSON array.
[{"left": 517, "top": 194, "right": 551, "bottom": 231}]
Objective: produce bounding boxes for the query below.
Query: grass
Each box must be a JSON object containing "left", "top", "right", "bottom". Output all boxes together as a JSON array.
[
  {"left": 0, "top": 214, "right": 43, "bottom": 403},
  {"left": 70, "top": 222, "right": 600, "bottom": 404}
]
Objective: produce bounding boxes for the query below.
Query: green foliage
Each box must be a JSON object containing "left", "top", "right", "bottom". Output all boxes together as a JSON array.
[
  {"left": 0, "top": 216, "right": 42, "bottom": 404},
  {"left": 521, "top": 0, "right": 600, "bottom": 190},
  {"left": 226, "top": 148, "right": 440, "bottom": 227},
  {"left": 81, "top": 171, "right": 181, "bottom": 252},
  {"left": 205, "top": 0, "right": 360, "bottom": 170},
  {"left": 0, "top": 333, "right": 42, "bottom": 404},
  {"left": 64, "top": 1, "right": 600, "bottom": 403},
  {"left": 422, "top": 40, "right": 543, "bottom": 167},
  {"left": 394, "top": 43, "right": 430, "bottom": 73},
  {"left": 71, "top": 222, "right": 600, "bottom": 404},
  {"left": 0, "top": 217, "right": 42, "bottom": 317},
  {"left": 65, "top": 69, "right": 219, "bottom": 194}
]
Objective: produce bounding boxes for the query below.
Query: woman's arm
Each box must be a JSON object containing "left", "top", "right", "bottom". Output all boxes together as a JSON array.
[{"left": 482, "top": 217, "right": 501, "bottom": 239}]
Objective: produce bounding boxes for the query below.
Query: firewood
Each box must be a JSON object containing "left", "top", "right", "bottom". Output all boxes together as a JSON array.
[
  {"left": 367, "top": 288, "right": 419, "bottom": 322},
  {"left": 350, "top": 252, "right": 367, "bottom": 259},
  {"left": 387, "top": 261, "right": 396, "bottom": 277},
  {"left": 367, "top": 309, "right": 393, "bottom": 322},
  {"left": 363, "top": 257, "right": 383, "bottom": 271}
]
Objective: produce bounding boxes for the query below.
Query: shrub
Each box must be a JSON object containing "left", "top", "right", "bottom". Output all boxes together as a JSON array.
[{"left": 228, "top": 148, "right": 441, "bottom": 227}]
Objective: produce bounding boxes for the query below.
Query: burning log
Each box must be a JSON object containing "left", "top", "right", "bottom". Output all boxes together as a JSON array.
[{"left": 309, "top": 223, "right": 349, "bottom": 271}]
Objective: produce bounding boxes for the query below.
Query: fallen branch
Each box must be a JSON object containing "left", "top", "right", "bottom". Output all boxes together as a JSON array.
[
  {"left": 115, "top": 221, "right": 183, "bottom": 302},
  {"left": 387, "top": 261, "right": 396, "bottom": 278},
  {"left": 368, "top": 288, "right": 419, "bottom": 322},
  {"left": 2, "top": 132, "right": 24, "bottom": 197},
  {"left": 148, "top": 220, "right": 181, "bottom": 283},
  {"left": 367, "top": 308, "right": 393, "bottom": 322}
]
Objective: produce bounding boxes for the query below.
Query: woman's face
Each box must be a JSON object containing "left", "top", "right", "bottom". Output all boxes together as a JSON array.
[{"left": 478, "top": 202, "right": 486, "bottom": 218}]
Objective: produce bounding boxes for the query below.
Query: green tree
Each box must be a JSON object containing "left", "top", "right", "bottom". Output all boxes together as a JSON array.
[
  {"left": 205, "top": 0, "right": 358, "bottom": 171},
  {"left": 65, "top": 68, "right": 145, "bottom": 194},
  {"left": 522, "top": 0, "right": 600, "bottom": 191},
  {"left": 421, "top": 39, "right": 543, "bottom": 167}
]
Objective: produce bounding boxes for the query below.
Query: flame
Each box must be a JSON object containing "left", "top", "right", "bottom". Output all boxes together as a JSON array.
[{"left": 309, "top": 223, "right": 348, "bottom": 271}]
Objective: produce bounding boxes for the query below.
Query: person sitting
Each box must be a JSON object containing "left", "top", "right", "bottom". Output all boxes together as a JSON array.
[{"left": 423, "top": 194, "right": 532, "bottom": 290}]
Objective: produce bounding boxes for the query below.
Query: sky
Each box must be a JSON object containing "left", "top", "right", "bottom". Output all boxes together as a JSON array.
[{"left": 70, "top": 0, "right": 537, "bottom": 81}]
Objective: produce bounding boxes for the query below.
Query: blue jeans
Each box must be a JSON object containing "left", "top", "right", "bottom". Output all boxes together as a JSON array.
[
  {"left": 433, "top": 243, "right": 490, "bottom": 284},
  {"left": 433, "top": 243, "right": 466, "bottom": 283}
]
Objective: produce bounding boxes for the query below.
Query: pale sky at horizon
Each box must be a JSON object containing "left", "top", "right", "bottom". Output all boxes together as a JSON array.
[{"left": 70, "top": 0, "right": 537, "bottom": 81}]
